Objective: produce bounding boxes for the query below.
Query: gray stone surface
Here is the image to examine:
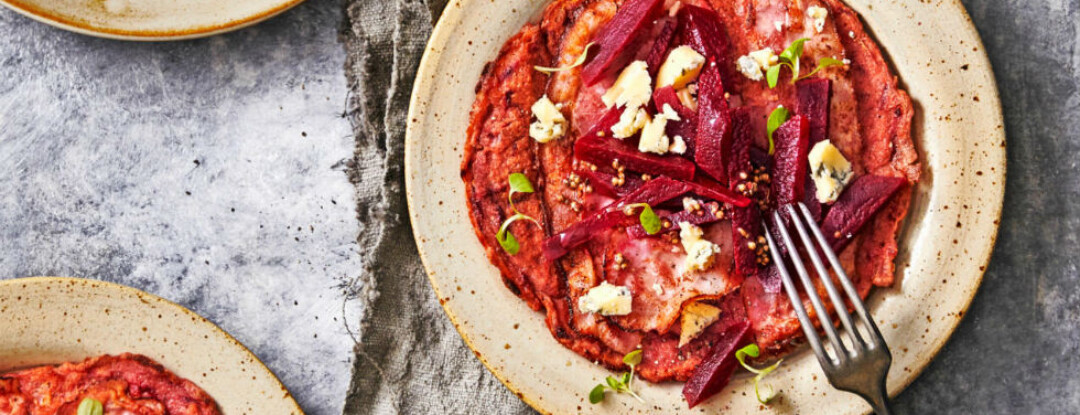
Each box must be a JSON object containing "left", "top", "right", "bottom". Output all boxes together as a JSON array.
[
  {"left": 0, "top": 1, "right": 362, "bottom": 414},
  {"left": 892, "top": 0, "right": 1080, "bottom": 413}
]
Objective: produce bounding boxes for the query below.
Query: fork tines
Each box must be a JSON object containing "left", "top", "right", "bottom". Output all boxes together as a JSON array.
[{"left": 762, "top": 202, "right": 894, "bottom": 414}]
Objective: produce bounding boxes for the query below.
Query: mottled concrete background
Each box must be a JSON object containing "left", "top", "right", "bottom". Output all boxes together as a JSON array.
[
  {"left": 0, "top": 0, "right": 1077, "bottom": 413},
  {"left": 0, "top": 1, "right": 362, "bottom": 414}
]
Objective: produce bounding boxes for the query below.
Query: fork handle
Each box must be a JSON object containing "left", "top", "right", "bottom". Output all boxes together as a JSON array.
[{"left": 867, "top": 388, "right": 893, "bottom": 415}]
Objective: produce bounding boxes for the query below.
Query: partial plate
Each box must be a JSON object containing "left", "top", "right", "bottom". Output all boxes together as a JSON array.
[
  {"left": 0, "top": 277, "right": 303, "bottom": 415},
  {"left": 405, "top": 0, "right": 1005, "bottom": 414},
  {"left": 0, "top": 0, "right": 304, "bottom": 40}
]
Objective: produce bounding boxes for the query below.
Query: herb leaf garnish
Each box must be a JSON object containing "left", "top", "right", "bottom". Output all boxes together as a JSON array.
[
  {"left": 624, "top": 203, "right": 662, "bottom": 235},
  {"left": 765, "top": 38, "right": 845, "bottom": 88},
  {"left": 590, "top": 349, "right": 646, "bottom": 404},
  {"left": 77, "top": 398, "right": 104, "bottom": 415},
  {"left": 735, "top": 344, "right": 783, "bottom": 404},
  {"left": 535, "top": 42, "right": 596, "bottom": 74},
  {"left": 766, "top": 106, "right": 791, "bottom": 155},
  {"left": 497, "top": 174, "right": 543, "bottom": 255}
]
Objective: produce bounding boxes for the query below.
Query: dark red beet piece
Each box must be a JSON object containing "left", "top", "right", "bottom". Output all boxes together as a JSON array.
[
  {"left": 581, "top": 0, "right": 665, "bottom": 85},
  {"left": 653, "top": 85, "right": 699, "bottom": 157},
  {"left": 682, "top": 321, "right": 753, "bottom": 408},
  {"left": 575, "top": 134, "right": 697, "bottom": 181},
  {"left": 689, "top": 177, "right": 752, "bottom": 207},
  {"left": 677, "top": 5, "right": 732, "bottom": 70},
  {"left": 770, "top": 116, "right": 810, "bottom": 206},
  {"left": 645, "top": 20, "right": 677, "bottom": 77},
  {"left": 542, "top": 210, "right": 634, "bottom": 259},
  {"left": 575, "top": 167, "right": 645, "bottom": 198},
  {"left": 802, "top": 172, "right": 823, "bottom": 222},
  {"left": 544, "top": 177, "right": 692, "bottom": 259},
  {"left": 652, "top": 85, "right": 694, "bottom": 119},
  {"left": 695, "top": 60, "right": 732, "bottom": 183},
  {"left": 726, "top": 110, "right": 765, "bottom": 279},
  {"left": 626, "top": 203, "right": 723, "bottom": 238},
  {"left": 822, "top": 175, "right": 906, "bottom": 252},
  {"left": 796, "top": 78, "right": 832, "bottom": 144}
]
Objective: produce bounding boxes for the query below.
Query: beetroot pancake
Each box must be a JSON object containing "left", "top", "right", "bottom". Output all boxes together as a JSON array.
[
  {"left": 0, "top": 354, "right": 220, "bottom": 415},
  {"left": 462, "top": 0, "right": 917, "bottom": 407}
]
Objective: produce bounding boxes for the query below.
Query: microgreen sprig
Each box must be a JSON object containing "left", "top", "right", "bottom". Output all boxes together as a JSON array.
[
  {"left": 77, "top": 397, "right": 104, "bottom": 415},
  {"left": 766, "top": 106, "right": 791, "bottom": 155},
  {"left": 497, "top": 173, "right": 543, "bottom": 255},
  {"left": 589, "top": 349, "right": 646, "bottom": 404},
  {"left": 535, "top": 43, "right": 596, "bottom": 74},
  {"left": 766, "top": 38, "right": 846, "bottom": 88},
  {"left": 623, "top": 203, "right": 662, "bottom": 235},
  {"left": 735, "top": 344, "right": 783, "bottom": 404}
]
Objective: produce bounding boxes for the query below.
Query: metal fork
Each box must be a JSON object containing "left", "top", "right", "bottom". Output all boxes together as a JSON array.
[{"left": 762, "top": 203, "right": 894, "bottom": 415}]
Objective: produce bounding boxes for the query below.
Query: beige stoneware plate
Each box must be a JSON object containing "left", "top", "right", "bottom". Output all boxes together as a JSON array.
[
  {"left": 0, "top": 0, "right": 304, "bottom": 40},
  {"left": 405, "top": 0, "right": 1005, "bottom": 413},
  {"left": 0, "top": 277, "right": 303, "bottom": 415}
]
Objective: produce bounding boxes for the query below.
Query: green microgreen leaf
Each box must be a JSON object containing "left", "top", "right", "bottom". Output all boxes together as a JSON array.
[
  {"left": 77, "top": 398, "right": 104, "bottom": 415},
  {"left": 507, "top": 172, "right": 535, "bottom": 210},
  {"left": 589, "top": 384, "right": 607, "bottom": 404},
  {"left": 623, "top": 349, "right": 643, "bottom": 366},
  {"left": 496, "top": 213, "right": 540, "bottom": 255},
  {"left": 624, "top": 203, "right": 661, "bottom": 235},
  {"left": 622, "top": 372, "right": 632, "bottom": 385},
  {"left": 766, "top": 106, "right": 791, "bottom": 155},
  {"left": 800, "top": 57, "right": 846, "bottom": 80},
  {"left": 735, "top": 344, "right": 783, "bottom": 404},
  {"left": 535, "top": 42, "right": 595, "bottom": 74},
  {"left": 606, "top": 376, "right": 621, "bottom": 390},
  {"left": 766, "top": 64, "right": 782, "bottom": 88}
]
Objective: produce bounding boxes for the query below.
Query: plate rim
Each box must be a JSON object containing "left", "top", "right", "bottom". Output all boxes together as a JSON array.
[
  {"left": 404, "top": 0, "right": 1006, "bottom": 413},
  {"left": 0, "top": 276, "right": 305, "bottom": 414},
  {"left": 0, "top": 0, "right": 305, "bottom": 41}
]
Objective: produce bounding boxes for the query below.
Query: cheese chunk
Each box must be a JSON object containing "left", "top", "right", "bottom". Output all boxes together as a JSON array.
[
  {"left": 611, "top": 107, "right": 649, "bottom": 139},
  {"left": 637, "top": 115, "right": 671, "bottom": 154},
  {"left": 601, "top": 61, "right": 652, "bottom": 109},
  {"left": 669, "top": 135, "right": 687, "bottom": 154},
  {"left": 656, "top": 46, "right": 706, "bottom": 90},
  {"left": 736, "top": 48, "right": 778, "bottom": 81},
  {"left": 808, "top": 140, "right": 855, "bottom": 203},
  {"left": 807, "top": 6, "right": 828, "bottom": 33},
  {"left": 679, "top": 222, "right": 720, "bottom": 272},
  {"left": 528, "top": 95, "right": 567, "bottom": 143},
  {"left": 577, "top": 281, "right": 633, "bottom": 316},
  {"left": 679, "top": 302, "right": 722, "bottom": 347}
]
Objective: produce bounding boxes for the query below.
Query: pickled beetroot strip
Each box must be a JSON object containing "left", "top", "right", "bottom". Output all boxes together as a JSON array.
[
  {"left": 677, "top": 5, "right": 732, "bottom": 70},
  {"left": 645, "top": 20, "right": 677, "bottom": 77},
  {"left": 822, "top": 175, "right": 906, "bottom": 252},
  {"left": 575, "top": 167, "right": 645, "bottom": 198},
  {"left": 682, "top": 321, "right": 753, "bottom": 408},
  {"left": 694, "top": 60, "right": 733, "bottom": 183},
  {"left": 626, "top": 206, "right": 721, "bottom": 238},
  {"left": 770, "top": 116, "right": 810, "bottom": 206},
  {"left": 574, "top": 134, "right": 697, "bottom": 181},
  {"left": 581, "top": 0, "right": 665, "bottom": 85},
  {"left": 726, "top": 109, "right": 765, "bottom": 279},
  {"left": 796, "top": 78, "right": 832, "bottom": 144}
]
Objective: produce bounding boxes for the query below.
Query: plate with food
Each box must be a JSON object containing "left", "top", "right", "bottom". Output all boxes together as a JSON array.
[
  {"left": 0, "top": 0, "right": 303, "bottom": 40},
  {"left": 0, "top": 277, "right": 302, "bottom": 414},
  {"left": 405, "top": 0, "right": 1004, "bottom": 413}
]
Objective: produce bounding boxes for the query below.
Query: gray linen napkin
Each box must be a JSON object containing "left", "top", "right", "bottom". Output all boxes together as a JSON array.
[{"left": 341, "top": 1, "right": 534, "bottom": 413}]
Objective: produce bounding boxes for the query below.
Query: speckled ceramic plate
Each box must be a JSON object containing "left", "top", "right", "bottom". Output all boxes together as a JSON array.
[
  {"left": 0, "top": 277, "right": 303, "bottom": 415},
  {"left": 405, "top": 1, "right": 1005, "bottom": 413},
  {"left": 0, "top": 0, "right": 304, "bottom": 40}
]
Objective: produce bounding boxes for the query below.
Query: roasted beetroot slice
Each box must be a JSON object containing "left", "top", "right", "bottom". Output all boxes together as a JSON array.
[
  {"left": 626, "top": 202, "right": 723, "bottom": 237},
  {"left": 652, "top": 85, "right": 695, "bottom": 119},
  {"left": 822, "top": 175, "right": 906, "bottom": 252},
  {"left": 695, "top": 60, "right": 732, "bottom": 183},
  {"left": 611, "top": 176, "right": 692, "bottom": 208},
  {"left": 576, "top": 166, "right": 644, "bottom": 198},
  {"left": 542, "top": 210, "right": 633, "bottom": 259},
  {"left": 584, "top": 106, "right": 625, "bottom": 139},
  {"left": 683, "top": 321, "right": 753, "bottom": 408},
  {"left": 575, "top": 134, "right": 697, "bottom": 181},
  {"left": 689, "top": 178, "right": 752, "bottom": 207},
  {"left": 771, "top": 116, "right": 810, "bottom": 206},
  {"left": 677, "top": 5, "right": 731, "bottom": 69},
  {"left": 726, "top": 109, "right": 754, "bottom": 179},
  {"left": 581, "top": 0, "right": 665, "bottom": 85},
  {"left": 653, "top": 86, "right": 699, "bottom": 157},
  {"left": 645, "top": 20, "right": 677, "bottom": 77},
  {"left": 802, "top": 172, "right": 823, "bottom": 222},
  {"left": 796, "top": 78, "right": 832, "bottom": 144},
  {"left": 725, "top": 109, "right": 764, "bottom": 278}
]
